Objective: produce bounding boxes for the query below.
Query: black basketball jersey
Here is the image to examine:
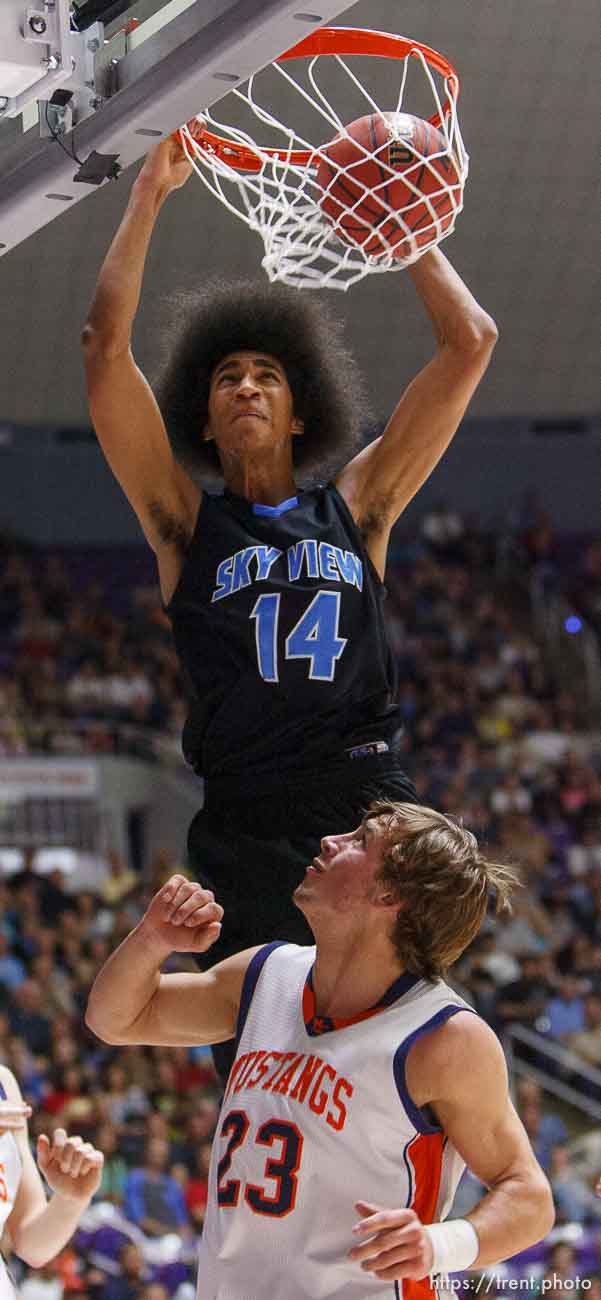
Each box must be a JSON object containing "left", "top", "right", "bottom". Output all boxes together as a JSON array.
[{"left": 167, "top": 483, "right": 402, "bottom": 780}]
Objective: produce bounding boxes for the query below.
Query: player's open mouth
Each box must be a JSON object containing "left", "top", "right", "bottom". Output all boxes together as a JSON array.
[{"left": 308, "top": 859, "right": 325, "bottom": 874}]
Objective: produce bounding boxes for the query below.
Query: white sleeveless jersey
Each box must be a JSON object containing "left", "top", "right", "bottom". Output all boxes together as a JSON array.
[
  {"left": 197, "top": 943, "right": 475, "bottom": 1300},
  {"left": 0, "top": 1082, "right": 23, "bottom": 1300}
]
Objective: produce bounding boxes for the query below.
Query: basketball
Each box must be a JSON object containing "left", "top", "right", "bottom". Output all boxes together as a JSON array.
[{"left": 315, "top": 112, "right": 461, "bottom": 259}]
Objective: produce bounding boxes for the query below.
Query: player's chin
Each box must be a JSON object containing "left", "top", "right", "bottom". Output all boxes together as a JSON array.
[
  {"left": 292, "top": 882, "right": 310, "bottom": 908},
  {"left": 229, "top": 416, "right": 271, "bottom": 441}
]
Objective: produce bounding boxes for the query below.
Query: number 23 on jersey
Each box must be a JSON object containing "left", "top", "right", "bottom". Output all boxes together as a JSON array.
[{"left": 217, "top": 1110, "right": 304, "bottom": 1217}]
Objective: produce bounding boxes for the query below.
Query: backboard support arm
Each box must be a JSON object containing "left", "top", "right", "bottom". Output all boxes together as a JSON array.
[{"left": 0, "top": 0, "right": 353, "bottom": 254}]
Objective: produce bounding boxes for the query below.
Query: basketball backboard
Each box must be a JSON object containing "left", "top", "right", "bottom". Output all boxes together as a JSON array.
[{"left": 0, "top": 0, "right": 354, "bottom": 255}]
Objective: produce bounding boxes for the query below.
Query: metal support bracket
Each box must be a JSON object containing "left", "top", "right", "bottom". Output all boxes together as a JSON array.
[{"left": 0, "top": 0, "right": 353, "bottom": 254}]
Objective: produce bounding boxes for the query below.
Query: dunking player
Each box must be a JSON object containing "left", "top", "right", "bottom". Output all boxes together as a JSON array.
[
  {"left": 0, "top": 1066, "right": 103, "bottom": 1296},
  {"left": 87, "top": 801, "right": 554, "bottom": 1299},
  {"left": 82, "top": 134, "right": 497, "bottom": 1075}
]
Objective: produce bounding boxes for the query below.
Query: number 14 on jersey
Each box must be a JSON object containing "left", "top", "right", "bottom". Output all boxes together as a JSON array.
[{"left": 251, "top": 591, "right": 347, "bottom": 683}]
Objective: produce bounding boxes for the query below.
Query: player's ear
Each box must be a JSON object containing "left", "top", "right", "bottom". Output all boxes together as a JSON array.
[
  {"left": 375, "top": 887, "right": 399, "bottom": 910},
  {"left": 291, "top": 416, "right": 304, "bottom": 438},
  {"left": 202, "top": 422, "right": 214, "bottom": 442}
]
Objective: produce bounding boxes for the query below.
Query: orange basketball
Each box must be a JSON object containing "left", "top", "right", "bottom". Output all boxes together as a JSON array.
[{"left": 315, "top": 112, "right": 461, "bottom": 258}]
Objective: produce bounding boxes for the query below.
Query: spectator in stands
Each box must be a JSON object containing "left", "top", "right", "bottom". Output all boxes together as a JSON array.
[
  {"left": 0, "top": 931, "right": 26, "bottom": 991},
  {"left": 495, "top": 815, "right": 551, "bottom": 886},
  {"left": 171, "top": 1045, "right": 217, "bottom": 1096},
  {"left": 568, "top": 994, "right": 601, "bottom": 1069},
  {"left": 7, "top": 978, "right": 52, "bottom": 1056},
  {"left": 420, "top": 501, "right": 466, "bottom": 558},
  {"left": 515, "top": 1080, "right": 567, "bottom": 1172},
  {"left": 567, "top": 826, "right": 601, "bottom": 878},
  {"left": 65, "top": 658, "right": 106, "bottom": 716},
  {"left": 457, "top": 929, "right": 520, "bottom": 991},
  {"left": 570, "top": 539, "right": 601, "bottom": 637},
  {"left": 542, "top": 883, "right": 579, "bottom": 958},
  {"left": 556, "top": 933, "right": 598, "bottom": 985},
  {"left": 105, "top": 658, "right": 154, "bottom": 722},
  {"left": 30, "top": 952, "right": 76, "bottom": 1020},
  {"left": 184, "top": 1138, "right": 212, "bottom": 1231},
  {"left": 43, "top": 1064, "right": 86, "bottom": 1117},
  {"left": 496, "top": 954, "right": 555, "bottom": 1031},
  {"left": 491, "top": 891, "right": 553, "bottom": 957},
  {"left": 545, "top": 975, "right": 587, "bottom": 1042},
  {"left": 93, "top": 1121, "right": 128, "bottom": 1203},
  {"left": 101, "top": 851, "right": 139, "bottom": 908},
  {"left": 495, "top": 667, "right": 539, "bottom": 728},
  {"left": 184, "top": 1097, "right": 220, "bottom": 1147},
  {"left": 103, "top": 1061, "right": 149, "bottom": 1131},
  {"left": 123, "top": 1137, "right": 189, "bottom": 1238},
  {"left": 490, "top": 770, "right": 533, "bottom": 816},
  {"left": 557, "top": 753, "right": 600, "bottom": 828},
  {"left": 149, "top": 1058, "right": 183, "bottom": 1132},
  {"left": 100, "top": 1242, "right": 150, "bottom": 1300},
  {"left": 14, "top": 587, "right": 61, "bottom": 660},
  {"left": 549, "top": 1143, "right": 601, "bottom": 1224},
  {"left": 40, "top": 553, "right": 72, "bottom": 621}
]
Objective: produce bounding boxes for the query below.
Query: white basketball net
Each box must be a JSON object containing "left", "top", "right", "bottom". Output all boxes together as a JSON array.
[{"left": 179, "top": 34, "right": 468, "bottom": 291}]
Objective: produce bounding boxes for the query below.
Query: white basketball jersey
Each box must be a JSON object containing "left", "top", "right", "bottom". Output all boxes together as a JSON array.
[
  {"left": 0, "top": 1082, "right": 23, "bottom": 1300},
  {"left": 197, "top": 942, "right": 474, "bottom": 1300}
]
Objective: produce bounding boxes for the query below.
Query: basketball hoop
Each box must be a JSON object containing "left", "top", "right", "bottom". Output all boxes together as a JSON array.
[{"left": 179, "top": 27, "right": 468, "bottom": 291}]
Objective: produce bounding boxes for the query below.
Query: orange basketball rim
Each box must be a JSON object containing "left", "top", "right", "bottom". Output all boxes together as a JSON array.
[{"left": 179, "top": 28, "right": 462, "bottom": 176}]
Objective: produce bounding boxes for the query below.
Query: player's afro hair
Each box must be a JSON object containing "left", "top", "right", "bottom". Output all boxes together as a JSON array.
[{"left": 155, "top": 279, "right": 370, "bottom": 485}]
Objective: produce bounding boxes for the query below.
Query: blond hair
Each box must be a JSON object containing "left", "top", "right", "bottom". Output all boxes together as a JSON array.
[{"left": 366, "top": 800, "right": 520, "bottom": 980}]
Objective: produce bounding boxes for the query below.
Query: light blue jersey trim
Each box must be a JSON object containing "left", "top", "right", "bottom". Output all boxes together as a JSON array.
[{"left": 251, "top": 496, "right": 299, "bottom": 518}]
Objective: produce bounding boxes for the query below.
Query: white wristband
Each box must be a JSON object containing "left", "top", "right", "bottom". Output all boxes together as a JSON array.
[{"left": 424, "top": 1219, "right": 480, "bottom": 1275}]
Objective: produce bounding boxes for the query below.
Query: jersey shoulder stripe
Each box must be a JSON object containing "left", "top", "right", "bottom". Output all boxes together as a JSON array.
[
  {"left": 393, "top": 1003, "right": 477, "bottom": 1134},
  {"left": 234, "top": 941, "right": 288, "bottom": 1050}
]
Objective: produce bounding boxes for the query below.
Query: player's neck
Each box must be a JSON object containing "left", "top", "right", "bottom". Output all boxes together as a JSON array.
[
  {"left": 311, "top": 931, "right": 404, "bottom": 1020},
  {"left": 220, "top": 448, "right": 297, "bottom": 505}
]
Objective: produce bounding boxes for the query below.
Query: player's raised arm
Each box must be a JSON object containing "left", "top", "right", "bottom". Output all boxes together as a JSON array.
[
  {"left": 335, "top": 247, "right": 497, "bottom": 577},
  {"left": 85, "top": 875, "right": 258, "bottom": 1047},
  {"left": 81, "top": 134, "right": 201, "bottom": 601},
  {"left": 349, "top": 1011, "right": 554, "bottom": 1283}
]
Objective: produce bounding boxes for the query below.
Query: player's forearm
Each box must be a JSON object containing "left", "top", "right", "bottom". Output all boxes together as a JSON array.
[
  {"left": 82, "top": 177, "right": 167, "bottom": 357},
  {"left": 85, "top": 922, "right": 169, "bottom": 1042},
  {"left": 408, "top": 247, "right": 498, "bottom": 353},
  {"left": 13, "top": 1192, "right": 90, "bottom": 1267},
  {"left": 466, "top": 1166, "right": 554, "bottom": 1266}
]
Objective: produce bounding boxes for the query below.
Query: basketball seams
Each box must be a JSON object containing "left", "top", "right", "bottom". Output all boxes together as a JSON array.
[
  {"left": 315, "top": 111, "right": 459, "bottom": 259},
  {"left": 413, "top": 119, "right": 429, "bottom": 194},
  {"left": 368, "top": 114, "right": 393, "bottom": 210},
  {"left": 318, "top": 158, "right": 386, "bottom": 227}
]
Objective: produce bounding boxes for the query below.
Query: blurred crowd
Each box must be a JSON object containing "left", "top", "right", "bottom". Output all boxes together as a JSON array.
[
  {"left": 0, "top": 546, "right": 185, "bottom": 760},
  {"left": 0, "top": 855, "right": 219, "bottom": 1296},
  {"left": 0, "top": 502, "right": 600, "bottom": 1295}
]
